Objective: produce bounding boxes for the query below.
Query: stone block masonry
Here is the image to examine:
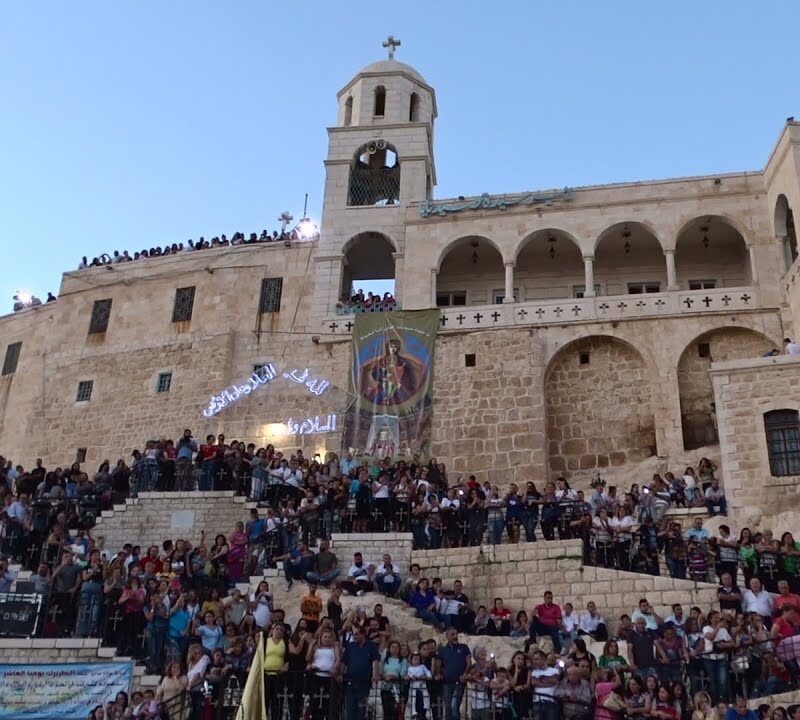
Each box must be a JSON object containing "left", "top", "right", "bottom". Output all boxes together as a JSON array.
[
  {"left": 92, "top": 491, "right": 249, "bottom": 552},
  {"left": 412, "top": 539, "right": 718, "bottom": 635},
  {"left": 329, "top": 532, "right": 413, "bottom": 570}
]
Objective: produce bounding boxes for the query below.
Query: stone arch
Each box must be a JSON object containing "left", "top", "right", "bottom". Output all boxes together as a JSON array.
[
  {"left": 340, "top": 231, "right": 397, "bottom": 302},
  {"left": 513, "top": 229, "right": 585, "bottom": 300},
  {"left": 677, "top": 326, "right": 775, "bottom": 450},
  {"left": 593, "top": 221, "right": 667, "bottom": 295},
  {"left": 343, "top": 96, "right": 353, "bottom": 126},
  {"left": 374, "top": 85, "right": 386, "bottom": 116},
  {"left": 436, "top": 236, "right": 505, "bottom": 306},
  {"left": 675, "top": 215, "right": 751, "bottom": 288},
  {"left": 409, "top": 92, "right": 420, "bottom": 122},
  {"left": 545, "top": 335, "right": 657, "bottom": 477},
  {"left": 774, "top": 194, "right": 798, "bottom": 268}
]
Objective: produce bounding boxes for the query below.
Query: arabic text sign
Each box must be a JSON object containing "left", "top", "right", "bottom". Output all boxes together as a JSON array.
[
  {"left": 0, "top": 662, "right": 133, "bottom": 720},
  {"left": 286, "top": 414, "right": 337, "bottom": 436}
]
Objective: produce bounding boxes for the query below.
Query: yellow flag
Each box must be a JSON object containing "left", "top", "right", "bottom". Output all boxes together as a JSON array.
[{"left": 235, "top": 634, "right": 267, "bottom": 720}]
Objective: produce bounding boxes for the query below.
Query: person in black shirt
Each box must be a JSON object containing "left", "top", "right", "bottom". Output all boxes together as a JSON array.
[{"left": 718, "top": 571, "right": 743, "bottom": 614}]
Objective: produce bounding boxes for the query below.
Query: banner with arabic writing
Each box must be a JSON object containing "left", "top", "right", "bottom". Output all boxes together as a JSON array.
[
  {"left": 0, "top": 662, "right": 133, "bottom": 720},
  {"left": 343, "top": 309, "right": 439, "bottom": 459}
]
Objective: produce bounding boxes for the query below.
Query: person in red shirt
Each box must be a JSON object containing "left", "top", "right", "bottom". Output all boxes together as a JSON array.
[
  {"left": 532, "top": 591, "right": 564, "bottom": 652},
  {"left": 771, "top": 604, "right": 797, "bottom": 642},
  {"left": 774, "top": 580, "right": 800, "bottom": 626},
  {"left": 488, "top": 597, "right": 512, "bottom": 636}
]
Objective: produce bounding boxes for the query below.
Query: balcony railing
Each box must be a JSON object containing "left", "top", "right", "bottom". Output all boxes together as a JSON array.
[
  {"left": 335, "top": 300, "right": 399, "bottom": 316},
  {"left": 323, "top": 286, "right": 761, "bottom": 334}
]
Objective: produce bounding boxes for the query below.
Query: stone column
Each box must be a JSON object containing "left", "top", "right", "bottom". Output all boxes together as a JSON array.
[
  {"left": 665, "top": 249, "right": 677, "bottom": 290},
  {"left": 747, "top": 244, "right": 759, "bottom": 285},
  {"left": 582, "top": 256, "right": 595, "bottom": 297},
  {"left": 504, "top": 262, "right": 515, "bottom": 303},
  {"left": 430, "top": 268, "right": 437, "bottom": 307}
]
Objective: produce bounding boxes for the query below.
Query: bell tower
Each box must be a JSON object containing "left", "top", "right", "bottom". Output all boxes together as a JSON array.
[{"left": 313, "top": 38, "right": 438, "bottom": 320}]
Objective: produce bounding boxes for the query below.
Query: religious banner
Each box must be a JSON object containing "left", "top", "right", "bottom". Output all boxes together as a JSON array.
[
  {"left": 343, "top": 309, "right": 439, "bottom": 458},
  {"left": 0, "top": 662, "right": 133, "bottom": 720}
]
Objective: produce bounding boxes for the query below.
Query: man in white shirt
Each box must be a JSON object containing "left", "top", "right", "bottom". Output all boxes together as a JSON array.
[
  {"left": 577, "top": 601, "right": 608, "bottom": 641},
  {"left": 742, "top": 577, "right": 774, "bottom": 622},
  {"left": 702, "top": 610, "right": 734, "bottom": 703},
  {"left": 374, "top": 553, "right": 401, "bottom": 597},
  {"left": 784, "top": 338, "right": 800, "bottom": 355},
  {"left": 529, "top": 649, "right": 560, "bottom": 709},
  {"left": 340, "top": 552, "right": 374, "bottom": 596},
  {"left": 631, "top": 598, "right": 662, "bottom": 631}
]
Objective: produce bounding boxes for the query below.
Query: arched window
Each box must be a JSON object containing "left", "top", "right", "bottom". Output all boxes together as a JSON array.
[
  {"left": 374, "top": 85, "right": 386, "bottom": 117},
  {"left": 409, "top": 92, "right": 420, "bottom": 122},
  {"left": 347, "top": 141, "right": 400, "bottom": 206},
  {"left": 344, "top": 96, "right": 353, "bottom": 126},
  {"left": 764, "top": 409, "right": 800, "bottom": 476}
]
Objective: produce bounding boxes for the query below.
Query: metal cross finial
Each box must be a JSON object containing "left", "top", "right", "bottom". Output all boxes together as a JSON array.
[{"left": 383, "top": 35, "right": 401, "bottom": 59}]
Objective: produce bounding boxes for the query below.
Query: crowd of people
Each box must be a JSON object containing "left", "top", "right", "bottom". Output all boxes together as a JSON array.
[
  {"left": 5, "top": 444, "right": 800, "bottom": 719},
  {"left": 336, "top": 289, "right": 397, "bottom": 315},
  {"left": 75, "top": 223, "right": 320, "bottom": 271}
]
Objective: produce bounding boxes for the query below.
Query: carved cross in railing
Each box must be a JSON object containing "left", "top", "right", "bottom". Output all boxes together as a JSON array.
[
  {"left": 277, "top": 686, "right": 294, "bottom": 708},
  {"left": 740, "top": 293, "right": 751, "bottom": 303},
  {"left": 456, "top": 314, "right": 465, "bottom": 325},
  {"left": 702, "top": 296, "right": 713, "bottom": 307},
  {"left": 439, "top": 315, "right": 448, "bottom": 327},
  {"left": 329, "top": 322, "right": 338, "bottom": 332},
  {"left": 109, "top": 610, "right": 124, "bottom": 632},
  {"left": 313, "top": 687, "right": 330, "bottom": 709},
  {"left": 345, "top": 321, "right": 353, "bottom": 331},
  {"left": 721, "top": 295, "right": 732, "bottom": 306},
  {"left": 534, "top": 308, "right": 545, "bottom": 319},
  {"left": 654, "top": 299, "right": 665, "bottom": 307},
  {"left": 571, "top": 305, "right": 581, "bottom": 316},
  {"left": 491, "top": 311, "right": 501, "bottom": 322},
  {"left": 598, "top": 302, "right": 609, "bottom": 311},
  {"left": 553, "top": 307, "right": 563, "bottom": 317},
  {"left": 683, "top": 298, "right": 694, "bottom": 308},
  {"left": 635, "top": 300, "right": 646, "bottom": 308},
  {"left": 517, "top": 308, "right": 528, "bottom": 319},
  {"left": 617, "top": 302, "right": 627, "bottom": 310},
  {"left": 473, "top": 312, "right": 484, "bottom": 323}
]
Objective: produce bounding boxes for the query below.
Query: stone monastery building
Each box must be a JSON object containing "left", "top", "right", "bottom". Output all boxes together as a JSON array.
[{"left": 2, "top": 46, "right": 800, "bottom": 520}]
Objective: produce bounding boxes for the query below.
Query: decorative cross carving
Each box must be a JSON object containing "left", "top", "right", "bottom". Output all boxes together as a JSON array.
[
  {"left": 48, "top": 604, "right": 63, "bottom": 623},
  {"left": 517, "top": 308, "right": 528, "bottom": 319},
  {"left": 313, "top": 687, "right": 330, "bottom": 708},
  {"left": 329, "top": 322, "right": 338, "bottom": 332},
  {"left": 683, "top": 298, "right": 694, "bottom": 308},
  {"left": 617, "top": 302, "right": 627, "bottom": 310},
  {"left": 277, "top": 687, "right": 294, "bottom": 707},
  {"left": 553, "top": 307, "right": 563, "bottom": 317},
  {"left": 721, "top": 295, "right": 732, "bottom": 306},
  {"left": 109, "top": 610, "right": 124, "bottom": 632},
  {"left": 491, "top": 311, "right": 501, "bottom": 322},
  {"left": 473, "top": 312, "right": 484, "bottom": 323},
  {"left": 26, "top": 545, "right": 39, "bottom": 565},
  {"left": 440, "top": 315, "right": 448, "bottom": 327},
  {"left": 740, "top": 293, "right": 751, "bottom": 303},
  {"left": 598, "top": 302, "right": 610, "bottom": 311},
  {"left": 702, "top": 296, "right": 713, "bottom": 307},
  {"left": 382, "top": 35, "right": 402, "bottom": 59},
  {"left": 654, "top": 299, "right": 665, "bottom": 307},
  {"left": 456, "top": 314, "right": 465, "bottom": 325},
  {"left": 635, "top": 300, "right": 646, "bottom": 308},
  {"left": 395, "top": 504, "right": 409, "bottom": 524},
  {"left": 534, "top": 308, "right": 545, "bottom": 319},
  {"left": 571, "top": 305, "right": 581, "bottom": 316},
  {"left": 345, "top": 321, "right": 353, "bottom": 331}
]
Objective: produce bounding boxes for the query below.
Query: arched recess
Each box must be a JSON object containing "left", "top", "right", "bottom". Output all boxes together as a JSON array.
[
  {"left": 436, "top": 236, "right": 504, "bottom": 306},
  {"left": 593, "top": 222, "right": 666, "bottom": 295},
  {"left": 340, "top": 232, "right": 396, "bottom": 302},
  {"left": 343, "top": 96, "right": 353, "bottom": 126},
  {"left": 515, "top": 229, "right": 585, "bottom": 301},
  {"left": 675, "top": 216, "right": 750, "bottom": 288},
  {"left": 348, "top": 141, "right": 400, "bottom": 207},
  {"left": 677, "top": 326, "right": 774, "bottom": 450},
  {"left": 545, "top": 335, "right": 657, "bottom": 476},
  {"left": 775, "top": 195, "right": 799, "bottom": 270}
]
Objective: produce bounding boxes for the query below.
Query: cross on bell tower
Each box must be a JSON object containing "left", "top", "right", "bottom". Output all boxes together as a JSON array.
[{"left": 382, "top": 35, "right": 401, "bottom": 59}]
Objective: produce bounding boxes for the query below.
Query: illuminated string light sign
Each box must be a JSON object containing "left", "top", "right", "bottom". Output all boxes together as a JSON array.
[
  {"left": 286, "top": 414, "right": 337, "bottom": 435},
  {"left": 202, "top": 364, "right": 277, "bottom": 417},
  {"left": 201, "top": 365, "right": 332, "bottom": 417}
]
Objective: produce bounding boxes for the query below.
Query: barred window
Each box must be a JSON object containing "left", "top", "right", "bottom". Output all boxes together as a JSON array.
[
  {"left": 76, "top": 380, "right": 94, "bottom": 402},
  {"left": 156, "top": 372, "right": 172, "bottom": 393},
  {"left": 172, "top": 286, "right": 196, "bottom": 322},
  {"left": 259, "top": 278, "right": 283, "bottom": 313},
  {"left": 2, "top": 342, "right": 21, "bottom": 375},
  {"left": 88, "top": 298, "right": 112, "bottom": 334},
  {"left": 765, "top": 410, "right": 800, "bottom": 477}
]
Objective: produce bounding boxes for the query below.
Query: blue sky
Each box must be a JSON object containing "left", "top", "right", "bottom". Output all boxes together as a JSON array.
[{"left": 1, "top": 2, "right": 798, "bottom": 310}]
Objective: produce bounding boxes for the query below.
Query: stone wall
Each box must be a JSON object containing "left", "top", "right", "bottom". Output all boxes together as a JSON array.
[
  {"left": 678, "top": 327, "right": 774, "bottom": 451},
  {"left": 412, "top": 539, "right": 718, "bottom": 635},
  {"left": 92, "top": 491, "right": 249, "bottom": 553},
  {"left": 430, "top": 329, "right": 546, "bottom": 485},
  {"left": 711, "top": 355, "right": 800, "bottom": 519},
  {"left": 329, "top": 532, "right": 413, "bottom": 571},
  {"left": 545, "top": 335, "right": 656, "bottom": 476}
]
